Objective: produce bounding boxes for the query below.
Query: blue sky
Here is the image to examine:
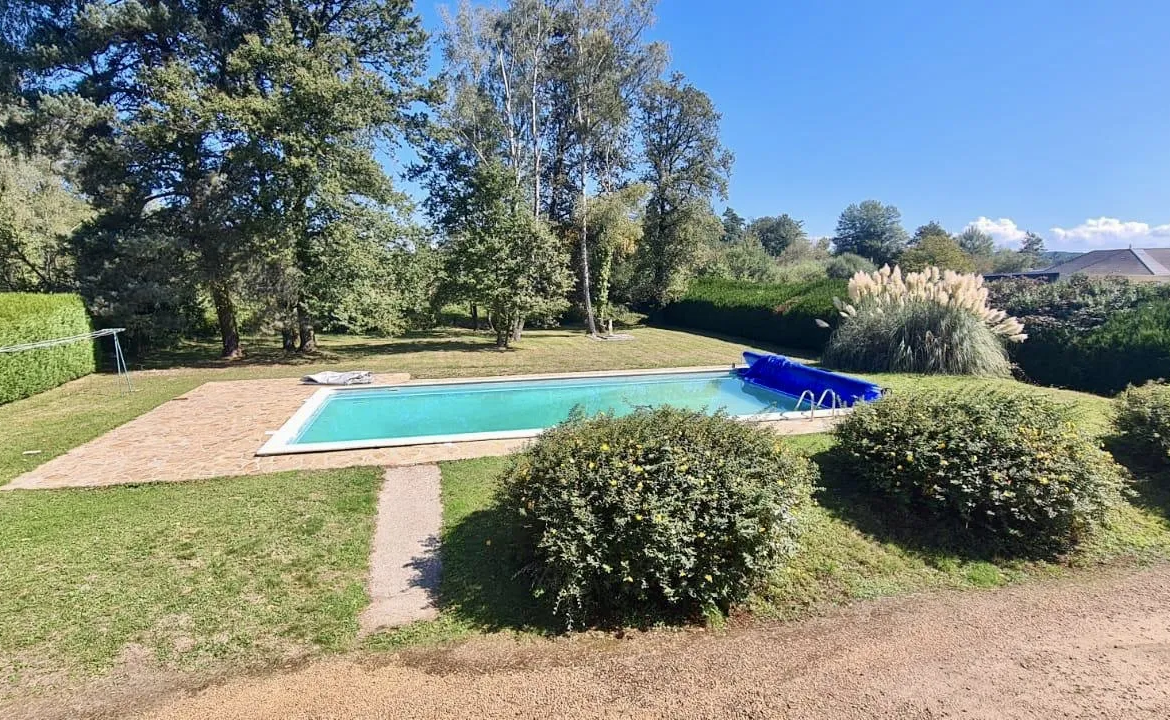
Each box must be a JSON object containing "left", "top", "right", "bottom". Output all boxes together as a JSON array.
[{"left": 408, "top": 1, "right": 1170, "bottom": 251}]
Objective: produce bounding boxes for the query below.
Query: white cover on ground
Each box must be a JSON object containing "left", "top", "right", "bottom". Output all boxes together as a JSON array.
[{"left": 300, "top": 370, "right": 374, "bottom": 385}]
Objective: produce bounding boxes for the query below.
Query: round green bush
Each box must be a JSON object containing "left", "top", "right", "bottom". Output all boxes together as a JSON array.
[
  {"left": 822, "top": 299, "right": 1011, "bottom": 376},
  {"left": 497, "top": 407, "right": 817, "bottom": 627},
  {"left": 1114, "top": 381, "right": 1170, "bottom": 465},
  {"left": 835, "top": 389, "right": 1124, "bottom": 556},
  {"left": 825, "top": 253, "right": 876, "bottom": 279}
]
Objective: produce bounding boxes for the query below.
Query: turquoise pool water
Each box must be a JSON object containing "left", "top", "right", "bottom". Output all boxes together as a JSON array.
[{"left": 289, "top": 370, "right": 798, "bottom": 446}]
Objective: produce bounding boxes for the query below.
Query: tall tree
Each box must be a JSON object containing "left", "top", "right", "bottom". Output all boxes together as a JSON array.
[
  {"left": 898, "top": 234, "right": 975, "bottom": 273},
  {"left": 440, "top": 161, "right": 571, "bottom": 347},
  {"left": 1020, "top": 231, "right": 1046, "bottom": 268},
  {"left": 559, "top": 0, "right": 664, "bottom": 333},
  {"left": 957, "top": 226, "right": 996, "bottom": 258},
  {"left": 749, "top": 214, "right": 806, "bottom": 256},
  {"left": 426, "top": 0, "right": 569, "bottom": 342},
  {"left": 833, "top": 200, "right": 908, "bottom": 266},
  {"left": 720, "top": 207, "right": 746, "bottom": 244},
  {"left": 636, "top": 72, "right": 731, "bottom": 306},
  {"left": 10, "top": 1, "right": 428, "bottom": 357},
  {"left": 583, "top": 183, "right": 647, "bottom": 324},
  {"left": 911, "top": 220, "right": 950, "bottom": 244},
  {"left": 0, "top": 149, "right": 91, "bottom": 291}
]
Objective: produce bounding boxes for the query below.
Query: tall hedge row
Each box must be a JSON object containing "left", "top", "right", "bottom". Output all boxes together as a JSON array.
[
  {"left": 655, "top": 277, "right": 846, "bottom": 351},
  {"left": 988, "top": 277, "right": 1170, "bottom": 395},
  {"left": 0, "top": 293, "right": 97, "bottom": 404}
]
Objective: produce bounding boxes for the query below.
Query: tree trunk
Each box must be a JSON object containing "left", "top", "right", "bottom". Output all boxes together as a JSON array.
[
  {"left": 494, "top": 311, "right": 511, "bottom": 348},
  {"left": 511, "top": 316, "right": 524, "bottom": 343},
  {"left": 281, "top": 324, "right": 298, "bottom": 351},
  {"left": 296, "top": 303, "right": 317, "bottom": 353},
  {"left": 470, "top": 303, "right": 479, "bottom": 331},
  {"left": 210, "top": 281, "right": 243, "bottom": 359},
  {"left": 579, "top": 144, "right": 598, "bottom": 336}
]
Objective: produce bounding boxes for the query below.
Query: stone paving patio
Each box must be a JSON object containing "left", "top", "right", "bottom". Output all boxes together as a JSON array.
[
  {"left": 4, "top": 375, "right": 523, "bottom": 490},
  {"left": 5, "top": 370, "right": 836, "bottom": 490}
]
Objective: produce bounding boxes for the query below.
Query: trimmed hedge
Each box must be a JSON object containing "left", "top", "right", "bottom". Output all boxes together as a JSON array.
[
  {"left": 498, "top": 407, "right": 816, "bottom": 627},
  {"left": 1113, "top": 381, "right": 1170, "bottom": 465},
  {"left": 0, "top": 293, "right": 97, "bottom": 404},
  {"left": 835, "top": 388, "right": 1125, "bottom": 556},
  {"left": 988, "top": 277, "right": 1170, "bottom": 395},
  {"left": 655, "top": 277, "right": 846, "bottom": 351}
]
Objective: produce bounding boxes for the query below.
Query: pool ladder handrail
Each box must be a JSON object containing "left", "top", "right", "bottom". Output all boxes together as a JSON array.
[
  {"left": 793, "top": 390, "right": 816, "bottom": 414},
  {"left": 792, "top": 389, "right": 843, "bottom": 418}
]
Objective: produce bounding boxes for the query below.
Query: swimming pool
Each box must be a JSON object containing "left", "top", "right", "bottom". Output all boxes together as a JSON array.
[{"left": 257, "top": 367, "right": 814, "bottom": 455}]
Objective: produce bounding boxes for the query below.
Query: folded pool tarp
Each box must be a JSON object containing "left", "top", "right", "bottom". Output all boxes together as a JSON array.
[
  {"left": 740, "top": 352, "right": 882, "bottom": 407},
  {"left": 301, "top": 370, "right": 374, "bottom": 386}
]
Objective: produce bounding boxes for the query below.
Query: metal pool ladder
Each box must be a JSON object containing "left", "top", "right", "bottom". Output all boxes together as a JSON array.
[{"left": 792, "top": 389, "right": 843, "bottom": 418}]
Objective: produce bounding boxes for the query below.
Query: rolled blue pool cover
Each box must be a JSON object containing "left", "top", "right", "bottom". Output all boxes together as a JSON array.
[{"left": 739, "top": 351, "right": 883, "bottom": 407}]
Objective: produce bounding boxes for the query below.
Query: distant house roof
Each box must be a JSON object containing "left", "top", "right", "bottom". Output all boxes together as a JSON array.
[
  {"left": 985, "top": 248, "right": 1170, "bottom": 283},
  {"left": 1042, "top": 248, "right": 1170, "bottom": 278}
]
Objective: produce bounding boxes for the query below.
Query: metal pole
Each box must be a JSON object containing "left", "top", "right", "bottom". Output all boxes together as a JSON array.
[{"left": 112, "top": 330, "right": 133, "bottom": 392}]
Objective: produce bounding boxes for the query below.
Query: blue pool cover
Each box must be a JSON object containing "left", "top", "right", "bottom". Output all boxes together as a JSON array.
[{"left": 739, "top": 351, "right": 883, "bottom": 407}]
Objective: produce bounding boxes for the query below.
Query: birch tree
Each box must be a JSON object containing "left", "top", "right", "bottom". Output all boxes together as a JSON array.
[{"left": 557, "top": 0, "right": 664, "bottom": 334}]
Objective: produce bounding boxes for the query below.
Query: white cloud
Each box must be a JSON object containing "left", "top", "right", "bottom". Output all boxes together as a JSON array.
[
  {"left": 960, "top": 216, "right": 1170, "bottom": 251},
  {"left": 963, "top": 217, "right": 1027, "bottom": 246},
  {"left": 1049, "top": 217, "right": 1170, "bottom": 249}
]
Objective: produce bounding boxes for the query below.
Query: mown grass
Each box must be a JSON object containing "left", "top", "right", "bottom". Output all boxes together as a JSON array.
[
  {"left": 0, "top": 468, "right": 381, "bottom": 700},
  {"left": 369, "top": 380, "right": 1170, "bottom": 648},
  {"left": 4, "top": 325, "right": 1165, "bottom": 695},
  {"left": 1, "top": 327, "right": 791, "bottom": 486}
]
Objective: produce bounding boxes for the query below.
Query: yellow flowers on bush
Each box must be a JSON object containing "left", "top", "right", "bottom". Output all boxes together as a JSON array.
[
  {"left": 835, "top": 388, "right": 1125, "bottom": 556},
  {"left": 498, "top": 407, "right": 816, "bottom": 628}
]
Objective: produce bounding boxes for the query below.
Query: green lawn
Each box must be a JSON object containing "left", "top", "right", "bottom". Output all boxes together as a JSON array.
[
  {"left": 364, "top": 377, "right": 1170, "bottom": 649},
  {"left": 0, "top": 468, "right": 381, "bottom": 701},
  {"left": 3, "top": 325, "right": 1169, "bottom": 703}
]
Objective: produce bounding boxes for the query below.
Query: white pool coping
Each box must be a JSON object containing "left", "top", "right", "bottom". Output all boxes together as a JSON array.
[{"left": 255, "top": 365, "right": 851, "bottom": 456}]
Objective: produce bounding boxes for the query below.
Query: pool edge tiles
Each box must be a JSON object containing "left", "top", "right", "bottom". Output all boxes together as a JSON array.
[{"left": 255, "top": 366, "right": 844, "bottom": 456}]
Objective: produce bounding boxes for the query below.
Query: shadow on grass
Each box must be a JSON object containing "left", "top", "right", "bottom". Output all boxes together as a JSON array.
[
  {"left": 438, "top": 506, "right": 558, "bottom": 634},
  {"left": 810, "top": 447, "right": 1021, "bottom": 563},
  {"left": 126, "top": 331, "right": 509, "bottom": 371},
  {"left": 1103, "top": 437, "right": 1170, "bottom": 519}
]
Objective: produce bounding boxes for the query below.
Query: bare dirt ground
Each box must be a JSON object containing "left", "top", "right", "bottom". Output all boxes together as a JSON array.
[{"left": 13, "top": 564, "right": 1170, "bottom": 720}]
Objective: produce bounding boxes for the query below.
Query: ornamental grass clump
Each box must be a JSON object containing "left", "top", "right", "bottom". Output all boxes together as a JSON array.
[
  {"left": 822, "top": 265, "right": 1026, "bottom": 376},
  {"left": 835, "top": 389, "right": 1125, "bottom": 557},
  {"left": 1113, "top": 381, "right": 1170, "bottom": 465},
  {"left": 497, "top": 407, "right": 817, "bottom": 628}
]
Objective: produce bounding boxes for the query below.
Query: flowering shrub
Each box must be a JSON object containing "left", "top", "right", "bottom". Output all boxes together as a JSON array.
[
  {"left": 497, "top": 407, "right": 816, "bottom": 627},
  {"left": 1114, "top": 381, "right": 1170, "bottom": 465},
  {"left": 835, "top": 389, "right": 1125, "bottom": 556},
  {"left": 823, "top": 265, "right": 1025, "bottom": 376}
]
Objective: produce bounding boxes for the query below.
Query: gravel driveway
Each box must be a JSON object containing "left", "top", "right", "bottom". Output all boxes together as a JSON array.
[{"left": 56, "top": 564, "right": 1170, "bottom": 719}]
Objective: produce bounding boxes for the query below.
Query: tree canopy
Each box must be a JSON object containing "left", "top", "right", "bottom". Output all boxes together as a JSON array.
[
  {"left": 635, "top": 72, "right": 730, "bottom": 306},
  {"left": 833, "top": 200, "right": 908, "bottom": 266},
  {"left": 899, "top": 234, "right": 976, "bottom": 273},
  {"left": 750, "top": 214, "right": 807, "bottom": 256},
  {"left": 7, "top": 0, "right": 430, "bottom": 356}
]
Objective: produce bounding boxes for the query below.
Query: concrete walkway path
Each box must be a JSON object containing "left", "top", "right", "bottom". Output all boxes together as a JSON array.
[{"left": 358, "top": 465, "right": 443, "bottom": 635}]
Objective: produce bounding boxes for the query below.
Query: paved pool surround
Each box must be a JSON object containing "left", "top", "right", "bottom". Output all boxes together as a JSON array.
[{"left": 6, "top": 367, "right": 835, "bottom": 490}]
